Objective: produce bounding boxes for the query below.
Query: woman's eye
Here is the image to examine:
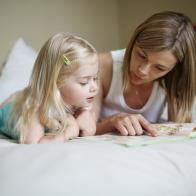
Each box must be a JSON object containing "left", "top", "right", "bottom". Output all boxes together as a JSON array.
[
  {"left": 138, "top": 52, "right": 146, "bottom": 60},
  {"left": 156, "top": 67, "right": 164, "bottom": 71},
  {"left": 156, "top": 67, "right": 167, "bottom": 72},
  {"left": 155, "top": 65, "right": 166, "bottom": 71}
]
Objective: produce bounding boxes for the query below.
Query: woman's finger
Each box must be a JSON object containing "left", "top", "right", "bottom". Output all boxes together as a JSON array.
[
  {"left": 129, "top": 116, "right": 144, "bottom": 135},
  {"left": 122, "top": 117, "right": 136, "bottom": 136},
  {"left": 115, "top": 122, "right": 129, "bottom": 136},
  {"left": 137, "top": 115, "right": 157, "bottom": 136}
]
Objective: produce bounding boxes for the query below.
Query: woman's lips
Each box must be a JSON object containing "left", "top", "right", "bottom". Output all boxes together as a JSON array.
[{"left": 132, "top": 72, "right": 143, "bottom": 80}]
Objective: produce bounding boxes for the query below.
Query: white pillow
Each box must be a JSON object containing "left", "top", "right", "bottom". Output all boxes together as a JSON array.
[{"left": 0, "top": 38, "right": 37, "bottom": 103}]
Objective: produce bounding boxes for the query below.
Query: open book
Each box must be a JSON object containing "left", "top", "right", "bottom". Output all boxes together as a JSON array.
[
  {"left": 155, "top": 123, "right": 196, "bottom": 136},
  {"left": 73, "top": 123, "right": 196, "bottom": 147}
]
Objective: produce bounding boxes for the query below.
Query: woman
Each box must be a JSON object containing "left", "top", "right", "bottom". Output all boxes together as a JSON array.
[{"left": 95, "top": 11, "right": 196, "bottom": 136}]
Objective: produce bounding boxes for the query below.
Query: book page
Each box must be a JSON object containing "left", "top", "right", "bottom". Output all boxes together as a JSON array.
[
  {"left": 155, "top": 123, "right": 196, "bottom": 136},
  {"left": 73, "top": 123, "right": 196, "bottom": 147}
]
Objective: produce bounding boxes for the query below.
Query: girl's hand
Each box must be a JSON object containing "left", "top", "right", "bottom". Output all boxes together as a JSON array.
[
  {"left": 39, "top": 134, "right": 65, "bottom": 143},
  {"left": 76, "top": 109, "right": 96, "bottom": 136},
  {"left": 64, "top": 114, "right": 80, "bottom": 140},
  {"left": 107, "top": 113, "right": 157, "bottom": 136},
  {"left": 39, "top": 115, "right": 80, "bottom": 143}
]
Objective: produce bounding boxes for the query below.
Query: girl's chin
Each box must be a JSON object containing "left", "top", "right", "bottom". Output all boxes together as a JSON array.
[
  {"left": 85, "top": 102, "right": 92, "bottom": 108},
  {"left": 77, "top": 102, "right": 92, "bottom": 108}
]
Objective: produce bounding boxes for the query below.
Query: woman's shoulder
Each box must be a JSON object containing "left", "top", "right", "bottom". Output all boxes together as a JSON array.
[
  {"left": 98, "top": 49, "right": 125, "bottom": 97},
  {"left": 99, "top": 49, "right": 125, "bottom": 74},
  {"left": 98, "top": 52, "right": 113, "bottom": 97},
  {"left": 111, "top": 49, "right": 125, "bottom": 62}
]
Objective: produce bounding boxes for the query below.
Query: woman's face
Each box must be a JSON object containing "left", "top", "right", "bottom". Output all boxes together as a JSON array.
[{"left": 129, "top": 46, "right": 177, "bottom": 85}]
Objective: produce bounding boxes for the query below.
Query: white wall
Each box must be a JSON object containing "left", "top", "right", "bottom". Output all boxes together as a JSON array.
[
  {"left": 0, "top": 0, "right": 120, "bottom": 67},
  {"left": 118, "top": 0, "right": 196, "bottom": 48},
  {"left": 0, "top": 0, "right": 196, "bottom": 68}
]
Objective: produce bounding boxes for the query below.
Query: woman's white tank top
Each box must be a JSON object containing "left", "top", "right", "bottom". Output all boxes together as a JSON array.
[{"left": 100, "top": 49, "right": 166, "bottom": 123}]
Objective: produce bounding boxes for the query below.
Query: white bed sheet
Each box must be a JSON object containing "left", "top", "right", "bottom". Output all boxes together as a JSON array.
[{"left": 0, "top": 134, "right": 196, "bottom": 196}]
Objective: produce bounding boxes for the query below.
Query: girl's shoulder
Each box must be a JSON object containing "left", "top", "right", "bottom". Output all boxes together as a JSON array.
[
  {"left": 0, "top": 101, "right": 14, "bottom": 113},
  {"left": 0, "top": 101, "right": 14, "bottom": 133},
  {"left": 0, "top": 91, "right": 20, "bottom": 108}
]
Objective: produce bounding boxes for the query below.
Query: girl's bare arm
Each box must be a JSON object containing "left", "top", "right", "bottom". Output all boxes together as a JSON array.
[{"left": 22, "top": 112, "right": 45, "bottom": 144}]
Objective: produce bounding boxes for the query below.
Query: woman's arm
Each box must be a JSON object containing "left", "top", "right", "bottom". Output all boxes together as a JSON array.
[
  {"left": 90, "top": 52, "right": 113, "bottom": 122},
  {"left": 93, "top": 52, "right": 113, "bottom": 135},
  {"left": 98, "top": 53, "right": 113, "bottom": 98}
]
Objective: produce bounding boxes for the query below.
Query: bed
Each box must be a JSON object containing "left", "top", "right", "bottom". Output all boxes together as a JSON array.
[
  {"left": 0, "top": 39, "right": 196, "bottom": 196},
  {"left": 1, "top": 130, "right": 196, "bottom": 196}
]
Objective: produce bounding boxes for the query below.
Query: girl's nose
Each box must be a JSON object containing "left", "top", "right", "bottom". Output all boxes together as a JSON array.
[{"left": 90, "top": 80, "right": 98, "bottom": 93}]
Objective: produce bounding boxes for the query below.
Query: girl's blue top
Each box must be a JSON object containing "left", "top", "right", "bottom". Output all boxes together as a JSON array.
[{"left": 0, "top": 102, "right": 19, "bottom": 140}]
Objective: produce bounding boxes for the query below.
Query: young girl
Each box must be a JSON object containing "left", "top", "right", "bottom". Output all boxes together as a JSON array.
[
  {"left": 0, "top": 33, "right": 99, "bottom": 143},
  {"left": 95, "top": 11, "right": 196, "bottom": 136}
]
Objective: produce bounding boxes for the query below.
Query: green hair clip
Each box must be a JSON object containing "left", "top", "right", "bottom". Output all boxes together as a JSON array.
[{"left": 63, "top": 55, "right": 71, "bottom": 65}]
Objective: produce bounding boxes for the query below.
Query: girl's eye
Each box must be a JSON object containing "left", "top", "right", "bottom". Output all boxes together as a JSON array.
[
  {"left": 79, "top": 81, "right": 88, "bottom": 86},
  {"left": 79, "top": 76, "right": 98, "bottom": 86},
  {"left": 93, "top": 76, "right": 99, "bottom": 82}
]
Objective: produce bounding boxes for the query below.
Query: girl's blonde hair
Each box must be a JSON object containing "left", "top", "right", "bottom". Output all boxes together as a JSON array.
[
  {"left": 123, "top": 11, "right": 196, "bottom": 123},
  {"left": 10, "top": 33, "right": 97, "bottom": 142}
]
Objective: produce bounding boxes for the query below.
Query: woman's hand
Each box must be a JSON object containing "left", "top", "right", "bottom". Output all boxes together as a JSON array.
[{"left": 98, "top": 113, "right": 157, "bottom": 136}]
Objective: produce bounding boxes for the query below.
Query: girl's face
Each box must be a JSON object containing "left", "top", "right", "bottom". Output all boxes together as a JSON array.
[
  {"left": 129, "top": 46, "right": 177, "bottom": 85},
  {"left": 60, "top": 54, "right": 99, "bottom": 109}
]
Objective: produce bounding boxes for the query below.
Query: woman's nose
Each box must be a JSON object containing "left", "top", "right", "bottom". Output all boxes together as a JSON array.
[{"left": 138, "top": 63, "right": 151, "bottom": 76}]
